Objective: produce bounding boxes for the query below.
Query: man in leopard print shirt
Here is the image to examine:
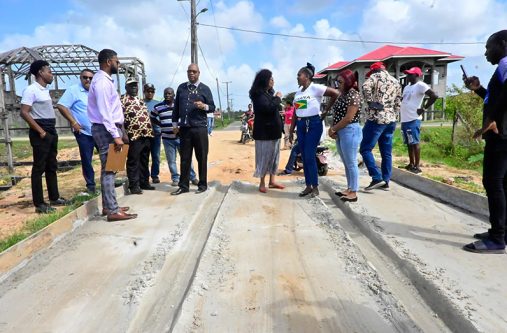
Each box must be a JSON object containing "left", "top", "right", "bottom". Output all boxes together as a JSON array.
[
  {"left": 360, "top": 62, "right": 402, "bottom": 191},
  {"left": 121, "top": 77, "right": 154, "bottom": 194}
]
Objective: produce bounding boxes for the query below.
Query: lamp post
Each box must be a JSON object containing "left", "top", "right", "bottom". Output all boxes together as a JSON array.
[{"left": 179, "top": 0, "right": 207, "bottom": 64}]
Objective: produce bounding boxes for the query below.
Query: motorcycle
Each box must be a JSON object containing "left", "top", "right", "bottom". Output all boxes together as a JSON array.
[
  {"left": 293, "top": 145, "right": 329, "bottom": 176},
  {"left": 240, "top": 117, "right": 254, "bottom": 144}
]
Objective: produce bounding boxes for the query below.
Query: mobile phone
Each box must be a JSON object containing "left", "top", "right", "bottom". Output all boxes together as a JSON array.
[{"left": 460, "top": 65, "right": 468, "bottom": 80}]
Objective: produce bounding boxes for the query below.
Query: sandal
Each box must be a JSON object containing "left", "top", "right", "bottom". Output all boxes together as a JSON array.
[
  {"left": 259, "top": 186, "right": 267, "bottom": 193},
  {"left": 269, "top": 183, "right": 285, "bottom": 189},
  {"left": 463, "top": 239, "right": 505, "bottom": 254}
]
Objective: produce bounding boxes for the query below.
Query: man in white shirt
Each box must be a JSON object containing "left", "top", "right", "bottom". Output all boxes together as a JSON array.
[{"left": 400, "top": 67, "right": 437, "bottom": 174}]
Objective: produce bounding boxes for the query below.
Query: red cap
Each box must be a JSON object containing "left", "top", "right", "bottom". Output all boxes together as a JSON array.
[
  {"left": 366, "top": 62, "right": 386, "bottom": 78},
  {"left": 403, "top": 67, "right": 423, "bottom": 77},
  {"left": 370, "top": 62, "right": 385, "bottom": 71}
]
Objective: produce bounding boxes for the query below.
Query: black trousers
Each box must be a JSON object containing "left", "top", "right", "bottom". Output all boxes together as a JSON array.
[
  {"left": 126, "top": 137, "right": 151, "bottom": 189},
  {"left": 179, "top": 127, "right": 208, "bottom": 191},
  {"left": 483, "top": 140, "right": 507, "bottom": 244},
  {"left": 29, "top": 129, "right": 60, "bottom": 206}
]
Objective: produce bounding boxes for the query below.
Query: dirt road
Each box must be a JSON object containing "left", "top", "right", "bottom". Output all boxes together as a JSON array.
[{"left": 0, "top": 125, "right": 504, "bottom": 332}]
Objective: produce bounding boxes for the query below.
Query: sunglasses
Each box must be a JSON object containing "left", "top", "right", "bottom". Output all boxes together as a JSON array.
[{"left": 81, "top": 76, "right": 93, "bottom": 81}]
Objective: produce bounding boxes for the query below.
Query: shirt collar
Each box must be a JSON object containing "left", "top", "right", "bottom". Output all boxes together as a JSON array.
[
  {"left": 34, "top": 81, "right": 49, "bottom": 90},
  {"left": 187, "top": 81, "right": 200, "bottom": 87},
  {"left": 98, "top": 69, "right": 114, "bottom": 82},
  {"left": 498, "top": 56, "right": 507, "bottom": 83}
]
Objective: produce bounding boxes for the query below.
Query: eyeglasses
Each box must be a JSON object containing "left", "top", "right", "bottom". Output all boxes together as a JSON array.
[
  {"left": 81, "top": 76, "right": 93, "bottom": 81},
  {"left": 187, "top": 70, "right": 199, "bottom": 74}
]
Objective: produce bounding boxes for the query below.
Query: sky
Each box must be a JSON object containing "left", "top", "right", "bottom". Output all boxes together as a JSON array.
[{"left": 1, "top": 0, "right": 506, "bottom": 110}]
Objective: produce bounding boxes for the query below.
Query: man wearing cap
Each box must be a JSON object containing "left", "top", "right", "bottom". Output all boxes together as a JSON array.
[
  {"left": 57, "top": 69, "right": 98, "bottom": 194},
  {"left": 122, "top": 78, "right": 155, "bottom": 194},
  {"left": 360, "top": 62, "right": 402, "bottom": 191},
  {"left": 400, "top": 67, "right": 437, "bottom": 174},
  {"left": 88, "top": 48, "right": 137, "bottom": 222},
  {"left": 171, "top": 63, "right": 216, "bottom": 195},
  {"left": 20, "top": 60, "right": 69, "bottom": 213},
  {"left": 144, "top": 83, "right": 161, "bottom": 184}
]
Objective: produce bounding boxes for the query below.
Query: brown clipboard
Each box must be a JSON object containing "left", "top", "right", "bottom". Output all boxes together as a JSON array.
[{"left": 105, "top": 144, "right": 129, "bottom": 172}]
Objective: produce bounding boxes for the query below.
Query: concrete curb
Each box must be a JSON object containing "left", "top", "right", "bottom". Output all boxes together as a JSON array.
[
  {"left": 320, "top": 178, "right": 479, "bottom": 333},
  {"left": 0, "top": 188, "right": 124, "bottom": 280},
  {"left": 390, "top": 166, "right": 488, "bottom": 218}
]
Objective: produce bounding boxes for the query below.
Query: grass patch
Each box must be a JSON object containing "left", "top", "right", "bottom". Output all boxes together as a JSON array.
[
  {"left": 213, "top": 117, "right": 235, "bottom": 130},
  {"left": 0, "top": 192, "right": 98, "bottom": 253},
  {"left": 392, "top": 126, "right": 484, "bottom": 173},
  {"left": 0, "top": 138, "right": 78, "bottom": 160}
]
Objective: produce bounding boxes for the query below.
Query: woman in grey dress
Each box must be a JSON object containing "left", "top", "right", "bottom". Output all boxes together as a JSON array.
[{"left": 249, "top": 69, "right": 285, "bottom": 193}]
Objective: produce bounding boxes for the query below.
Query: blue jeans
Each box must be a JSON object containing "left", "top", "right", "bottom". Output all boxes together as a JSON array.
[
  {"left": 162, "top": 138, "right": 196, "bottom": 182},
  {"left": 296, "top": 115, "right": 323, "bottom": 187},
  {"left": 207, "top": 117, "right": 214, "bottom": 135},
  {"left": 335, "top": 123, "right": 362, "bottom": 192},
  {"left": 150, "top": 132, "right": 161, "bottom": 179},
  {"left": 74, "top": 132, "right": 96, "bottom": 191},
  {"left": 360, "top": 120, "right": 396, "bottom": 183},
  {"left": 284, "top": 141, "right": 300, "bottom": 173}
]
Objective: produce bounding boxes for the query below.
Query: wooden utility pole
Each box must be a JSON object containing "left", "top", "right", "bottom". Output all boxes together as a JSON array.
[
  {"left": 190, "top": 0, "right": 197, "bottom": 64},
  {"left": 223, "top": 81, "right": 231, "bottom": 120},
  {"left": 215, "top": 78, "right": 224, "bottom": 126}
]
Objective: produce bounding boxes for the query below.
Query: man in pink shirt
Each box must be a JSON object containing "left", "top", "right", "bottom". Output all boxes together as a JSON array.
[
  {"left": 88, "top": 49, "right": 137, "bottom": 222},
  {"left": 283, "top": 101, "right": 295, "bottom": 149}
]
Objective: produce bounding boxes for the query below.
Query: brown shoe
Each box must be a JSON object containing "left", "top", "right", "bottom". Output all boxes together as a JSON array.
[
  {"left": 107, "top": 211, "right": 137, "bottom": 222},
  {"left": 102, "top": 206, "right": 130, "bottom": 216}
]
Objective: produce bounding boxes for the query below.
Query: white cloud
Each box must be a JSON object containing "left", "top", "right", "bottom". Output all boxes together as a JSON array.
[{"left": 270, "top": 16, "right": 290, "bottom": 29}]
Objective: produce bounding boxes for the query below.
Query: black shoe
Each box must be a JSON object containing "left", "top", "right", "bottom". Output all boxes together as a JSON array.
[
  {"left": 152, "top": 177, "right": 160, "bottom": 184},
  {"left": 474, "top": 231, "right": 507, "bottom": 243},
  {"left": 299, "top": 188, "right": 313, "bottom": 197},
  {"left": 191, "top": 179, "right": 199, "bottom": 186},
  {"left": 341, "top": 196, "right": 358, "bottom": 202},
  {"left": 410, "top": 166, "right": 422, "bottom": 174},
  {"left": 35, "top": 203, "right": 56, "bottom": 214},
  {"left": 171, "top": 188, "right": 189, "bottom": 195},
  {"left": 140, "top": 185, "right": 156, "bottom": 190},
  {"left": 130, "top": 187, "right": 143, "bottom": 195},
  {"left": 365, "top": 180, "right": 385, "bottom": 191},
  {"left": 195, "top": 187, "right": 207, "bottom": 194},
  {"left": 50, "top": 198, "right": 68, "bottom": 206},
  {"left": 380, "top": 182, "right": 390, "bottom": 191}
]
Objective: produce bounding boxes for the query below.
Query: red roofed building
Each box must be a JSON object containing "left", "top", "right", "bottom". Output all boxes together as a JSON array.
[{"left": 315, "top": 45, "right": 464, "bottom": 106}]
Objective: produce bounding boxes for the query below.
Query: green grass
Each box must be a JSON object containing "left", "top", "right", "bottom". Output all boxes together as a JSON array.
[
  {"left": 0, "top": 139, "right": 78, "bottom": 161},
  {"left": 213, "top": 117, "right": 235, "bottom": 130},
  {"left": 0, "top": 192, "right": 98, "bottom": 253},
  {"left": 391, "top": 126, "right": 484, "bottom": 173}
]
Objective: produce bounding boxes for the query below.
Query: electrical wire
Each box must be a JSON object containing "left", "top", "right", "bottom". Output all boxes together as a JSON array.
[
  {"left": 171, "top": 32, "right": 190, "bottom": 87},
  {"left": 197, "top": 41, "right": 227, "bottom": 97},
  {"left": 208, "top": 0, "right": 224, "bottom": 61},
  {"left": 197, "top": 23, "right": 485, "bottom": 45}
]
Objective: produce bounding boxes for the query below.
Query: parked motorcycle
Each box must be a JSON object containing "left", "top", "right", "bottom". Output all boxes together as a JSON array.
[
  {"left": 240, "top": 117, "right": 254, "bottom": 144},
  {"left": 293, "top": 145, "right": 329, "bottom": 176}
]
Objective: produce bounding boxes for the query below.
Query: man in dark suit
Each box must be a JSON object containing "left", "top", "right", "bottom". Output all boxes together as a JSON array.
[{"left": 171, "top": 64, "right": 216, "bottom": 195}]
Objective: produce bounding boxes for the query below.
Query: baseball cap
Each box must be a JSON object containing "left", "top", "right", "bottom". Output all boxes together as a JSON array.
[
  {"left": 403, "top": 67, "right": 423, "bottom": 77},
  {"left": 366, "top": 62, "right": 386, "bottom": 78},
  {"left": 144, "top": 83, "right": 155, "bottom": 90},
  {"left": 125, "top": 77, "right": 138, "bottom": 85}
]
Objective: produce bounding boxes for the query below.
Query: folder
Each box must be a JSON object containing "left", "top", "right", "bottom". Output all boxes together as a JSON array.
[{"left": 105, "top": 143, "right": 129, "bottom": 172}]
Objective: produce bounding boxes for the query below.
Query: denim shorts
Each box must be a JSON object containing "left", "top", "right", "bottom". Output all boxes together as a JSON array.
[{"left": 401, "top": 119, "right": 421, "bottom": 145}]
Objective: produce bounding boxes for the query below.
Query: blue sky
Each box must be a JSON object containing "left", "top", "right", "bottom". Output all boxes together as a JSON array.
[{"left": 1, "top": 0, "right": 506, "bottom": 109}]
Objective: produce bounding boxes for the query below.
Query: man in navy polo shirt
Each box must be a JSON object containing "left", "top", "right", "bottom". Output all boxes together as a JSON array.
[{"left": 57, "top": 69, "right": 97, "bottom": 194}]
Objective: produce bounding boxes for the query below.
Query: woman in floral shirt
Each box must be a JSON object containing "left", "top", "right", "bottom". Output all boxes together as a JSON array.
[{"left": 328, "top": 70, "right": 362, "bottom": 202}]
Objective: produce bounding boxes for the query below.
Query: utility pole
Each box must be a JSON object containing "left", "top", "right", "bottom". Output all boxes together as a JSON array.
[
  {"left": 215, "top": 78, "right": 224, "bottom": 126},
  {"left": 179, "top": 0, "right": 207, "bottom": 65},
  {"left": 190, "top": 0, "right": 197, "bottom": 64},
  {"left": 223, "top": 81, "right": 231, "bottom": 120}
]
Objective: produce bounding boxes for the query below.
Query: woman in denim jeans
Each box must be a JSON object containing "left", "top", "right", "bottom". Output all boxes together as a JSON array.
[
  {"left": 328, "top": 70, "right": 362, "bottom": 202},
  {"left": 289, "top": 63, "right": 339, "bottom": 197}
]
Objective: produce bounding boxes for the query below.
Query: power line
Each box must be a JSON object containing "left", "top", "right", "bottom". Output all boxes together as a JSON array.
[
  {"left": 171, "top": 32, "right": 190, "bottom": 87},
  {"left": 197, "top": 23, "right": 485, "bottom": 45},
  {"left": 208, "top": 0, "right": 224, "bottom": 60}
]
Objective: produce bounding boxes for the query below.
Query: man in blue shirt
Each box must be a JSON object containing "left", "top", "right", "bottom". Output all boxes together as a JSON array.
[
  {"left": 144, "top": 83, "right": 161, "bottom": 184},
  {"left": 57, "top": 69, "right": 97, "bottom": 194}
]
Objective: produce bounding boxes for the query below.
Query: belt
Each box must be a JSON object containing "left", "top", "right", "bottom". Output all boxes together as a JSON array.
[
  {"left": 297, "top": 115, "right": 320, "bottom": 120},
  {"left": 92, "top": 123, "right": 123, "bottom": 127}
]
